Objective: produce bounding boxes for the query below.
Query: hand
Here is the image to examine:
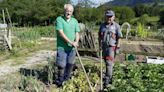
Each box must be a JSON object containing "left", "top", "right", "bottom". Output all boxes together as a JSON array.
[
  {"left": 115, "top": 47, "right": 120, "bottom": 54},
  {"left": 112, "top": 32, "right": 116, "bottom": 39},
  {"left": 99, "top": 46, "right": 102, "bottom": 51},
  {"left": 71, "top": 41, "right": 79, "bottom": 47}
]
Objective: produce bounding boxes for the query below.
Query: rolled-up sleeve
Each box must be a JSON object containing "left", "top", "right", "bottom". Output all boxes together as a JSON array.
[{"left": 75, "top": 20, "right": 80, "bottom": 32}]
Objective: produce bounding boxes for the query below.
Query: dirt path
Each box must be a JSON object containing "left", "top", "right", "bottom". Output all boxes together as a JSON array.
[
  {"left": 0, "top": 50, "right": 56, "bottom": 77},
  {"left": 121, "top": 39, "right": 164, "bottom": 46}
]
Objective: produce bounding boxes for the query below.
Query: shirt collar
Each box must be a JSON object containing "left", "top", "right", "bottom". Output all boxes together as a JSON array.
[{"left": 62, "top": 15, "right": 74, "bottom": 22}]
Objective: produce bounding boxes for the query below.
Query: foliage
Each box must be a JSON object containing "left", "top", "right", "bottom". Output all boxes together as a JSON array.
[
  {"left": 159, "top": 8, "right": 164, "bottom": 25},
  {"left": 137, "top": 22, "right": 149, "bottom": 38},
  {"left": 74, "top": 7, "right": 103, "bottom": 24},
  {"left": 19, "top": 75, "right": 46, "bottom": 92},
  {"left": 0, "top": 0, "right": 70, "bottom": 26},
  {"left": 105, "top": 63, "right": 164, "bottom": 92},
  {"left": 0, "top": 0, "right": 164, "bottom": 26},
  {"left": 13, "top": 26, "right": 54, "bottom": 41},
  {"left": 31, "top": 26, "right": 55, "bottom": 37},
  {"left": 113, "top": 6, "right": 135, "bottom": 24},
  {"left": 133, "top": 4, "right": 150, "bottom": 17},
  {"left": 1, "top": 60, "right": 164, "bottom": 91},
  {"left": 14, "top": 30, "right": 41, "bottom": 41},
  {"left": 150, "top": 29, "right": 164, "bottom": 41},
  {"left": 121, "top": 28, "right": 136, "bottom": 38}
]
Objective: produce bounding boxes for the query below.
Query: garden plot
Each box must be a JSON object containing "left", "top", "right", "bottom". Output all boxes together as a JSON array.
[{"left": 0, "top": 50, "right": 55, "bottom": 77}]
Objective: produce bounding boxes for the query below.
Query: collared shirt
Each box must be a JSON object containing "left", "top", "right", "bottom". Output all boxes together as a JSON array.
[
  {"left": 99, "top": 22, "right": 122, "bottom": 46},
  {"left": 55, "top": 16, "right": 80, "bottom": 50}
]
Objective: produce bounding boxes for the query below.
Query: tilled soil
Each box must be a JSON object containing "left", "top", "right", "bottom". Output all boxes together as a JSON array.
[{"left": 0, "top": 50, "right": 56, "bottom": 77}]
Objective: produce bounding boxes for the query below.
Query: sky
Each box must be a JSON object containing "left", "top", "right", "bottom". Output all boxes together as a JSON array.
[{"left": 71, "top": 0, "right": 113, "bottom": 7}]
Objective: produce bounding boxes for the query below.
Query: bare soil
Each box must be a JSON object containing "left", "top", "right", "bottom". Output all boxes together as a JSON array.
[{"left": 0, "top": 50, "right": 55, "bottom": 77}]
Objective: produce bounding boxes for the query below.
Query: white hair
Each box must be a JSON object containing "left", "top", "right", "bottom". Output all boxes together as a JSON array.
[{"left": 64, "top": 4, "right": 74, "bottom": 11}]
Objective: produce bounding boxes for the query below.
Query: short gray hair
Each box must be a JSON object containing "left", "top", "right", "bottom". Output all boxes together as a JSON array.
[{"left": 64, "top": 4, "right": 74, "bottom": 11}]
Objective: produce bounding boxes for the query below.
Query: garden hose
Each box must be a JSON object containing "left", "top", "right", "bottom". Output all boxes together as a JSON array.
[{"left": 75, "top": 48, "right": 94, "bottom": 92}]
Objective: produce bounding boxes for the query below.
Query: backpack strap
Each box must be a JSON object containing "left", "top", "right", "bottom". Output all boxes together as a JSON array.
[{"left": 103, "top": 25, "right": 112, "bottom": 46}]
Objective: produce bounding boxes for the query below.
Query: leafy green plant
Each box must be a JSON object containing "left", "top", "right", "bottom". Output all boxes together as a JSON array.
[{"left": 137, "top": 22, "right": 149, "bottom": 38}]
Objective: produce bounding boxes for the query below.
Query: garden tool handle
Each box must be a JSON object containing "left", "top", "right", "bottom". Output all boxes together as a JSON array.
[
  {"left": 75, "top": 47, "right": 94, "bottom": 92},
  {"left": 100, "top": 50, "right": 103, "bottom": 90}
]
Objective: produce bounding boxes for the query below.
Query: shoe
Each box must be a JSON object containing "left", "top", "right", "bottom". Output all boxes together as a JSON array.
[
  {"left": 63, "top": 63, "right": 74, "bottom": 81},
  {"left": 103, "top": 77, "right": 112, "bottom": 89},
  {"left": 63, "top": 76, "right": 71, "bottom": 81},
  {"left": 54, "top": 80, "right": 63, "bottom": 87}
]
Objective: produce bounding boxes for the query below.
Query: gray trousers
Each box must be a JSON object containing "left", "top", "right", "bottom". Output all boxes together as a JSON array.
[{"left": 103, "top": 46, "right": 115, "bottom": 85}]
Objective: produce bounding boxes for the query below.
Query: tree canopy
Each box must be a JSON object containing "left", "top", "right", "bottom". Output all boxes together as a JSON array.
[{"left": 0, "top": 0, "right": 163, "bottom": 26}]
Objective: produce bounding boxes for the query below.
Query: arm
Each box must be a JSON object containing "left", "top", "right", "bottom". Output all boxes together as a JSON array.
[
  {"left": 115, "top": 24, "right": 123, "bottom": 55},
  {"left": 98, "top": 31, "right": 102, "bottom": 50},
  {"left": 73, "top": 20, "right": 80, "bottom": 47},
  {"left": 116, "top": 24, "right": 123, "bottom": 48},
  {"left": 73, "top": 32, "right": 80, "bottom": 47},
  {"left": 75, "top": 32, "right": 79, "bottom": 42},
  {"left": 98, "top": 23, "right": 104, "bottom": 51},
  {"left": 116, "top": 38, "right": 121, "bottom": 48}
]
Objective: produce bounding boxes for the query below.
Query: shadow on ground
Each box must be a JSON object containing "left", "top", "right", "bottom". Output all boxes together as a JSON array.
[{"left": 19, "top": 64, "right": 57, "bottom": 85}]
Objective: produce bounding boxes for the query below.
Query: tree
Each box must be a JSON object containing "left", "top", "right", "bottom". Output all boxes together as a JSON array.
[
  {"left": 133, "top": 4, "right": 149, "bottom": 17},
  {"left": 0, "top": 0, "right": 71, "bottom": 26},
  {"left": 159, "top": 8, "right": 164, "bottom": 25},
  {"left": 113, "top": 6, "right": 135, "bottom": 24}
]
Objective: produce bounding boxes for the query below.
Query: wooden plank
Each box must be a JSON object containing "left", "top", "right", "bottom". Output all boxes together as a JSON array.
[
  {"left": 0, "top": 42, "right": 3, "bottom": 44},
  {"left": 78, "top": 48, "right": 98, "bottom": 52},
  {"left": 4, "top": 35, "right": 12, "bottom": 50},
  {"left": 2, "top": 9, "right": 6, "bottom": 24}
]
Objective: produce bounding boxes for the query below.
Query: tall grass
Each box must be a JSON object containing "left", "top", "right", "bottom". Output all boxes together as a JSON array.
[
  {"left": 13, "top": 26, "right": 55, "bottom": 40},
  {"left": 47, "top": 56, "right": 55, "bottom": 85},
  {"left": 15, "top": 30, "right": 41, "bottom": 41},
  {"left": 19, "top": 75, "right": 46, "bottom": 92},
  {"left": 150, "top": 29, "right": 164, "bottom": 41},
  {"left": 35, "top": 26, "right": 55, "bottom": 37}
]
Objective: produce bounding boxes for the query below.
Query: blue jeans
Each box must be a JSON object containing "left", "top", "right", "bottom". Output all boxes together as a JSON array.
[
  {"left": 56, "top": 48, "right": 76, "bottom": 68},
  {"left": 55, "top": 48, "right": 76, "bottom": 85}
]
